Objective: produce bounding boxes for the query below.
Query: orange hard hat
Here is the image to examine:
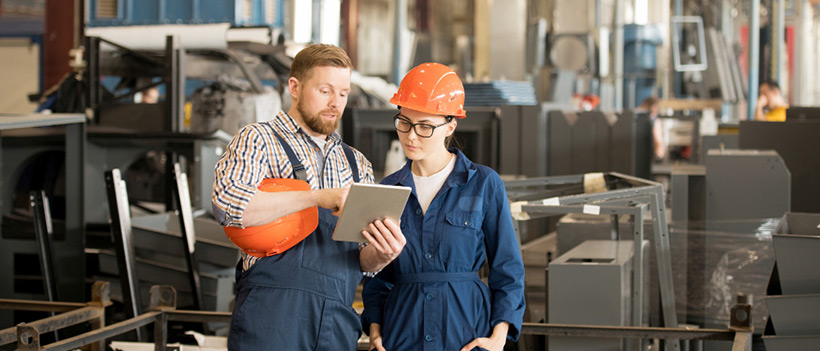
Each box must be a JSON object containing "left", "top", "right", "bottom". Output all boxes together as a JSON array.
[
  {"left": 390, "top": 62, "right": 466, "bottom": 118},
  {"left": 223, "top": 178, "right": 318, "bottom": 257}
]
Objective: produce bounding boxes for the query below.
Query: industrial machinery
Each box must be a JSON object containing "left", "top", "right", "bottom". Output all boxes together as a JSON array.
[
  {"left": 505, "top": 172, "right": 680, "bottom": 350},
  {"left": 549, "top": 240, "right": 649, "bottom": 350}
]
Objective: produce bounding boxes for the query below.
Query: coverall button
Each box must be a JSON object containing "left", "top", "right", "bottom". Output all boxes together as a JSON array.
[
  {"left": 424, "top": 252, "right": 432, "bottom": 259},
  {"left": 426, "top": 293, "right": 433, "bottom": 300},
  {"left": 425, "top": 334, "right": 433, "bottom": 342},
  {"left": 416, "top": 208, "right": 422, "bottom": 215}
]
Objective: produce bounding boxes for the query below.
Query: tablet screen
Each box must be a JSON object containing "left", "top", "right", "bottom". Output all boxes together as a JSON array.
[{"left": 332, "top": 183, "right": 411, "bottom": 242}]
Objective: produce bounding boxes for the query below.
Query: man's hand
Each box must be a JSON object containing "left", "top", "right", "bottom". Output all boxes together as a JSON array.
[
  {"left": 360, "top": 219, "right": 406, "bottom": 272},
  {"left": 313, "top": 188, "right": 350, "bottom": 216}
]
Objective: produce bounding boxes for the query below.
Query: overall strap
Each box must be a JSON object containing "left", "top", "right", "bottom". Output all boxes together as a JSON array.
[
  {"left": 272, "top": 130, "right": 308, "bottom": 182},
  {"left": 341, "top": 142, "right": 360, "bottom": 183}
]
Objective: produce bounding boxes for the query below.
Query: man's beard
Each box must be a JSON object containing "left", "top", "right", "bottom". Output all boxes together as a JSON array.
[{"left": 297, "top": 98, "right": 340, "bottom": 135}]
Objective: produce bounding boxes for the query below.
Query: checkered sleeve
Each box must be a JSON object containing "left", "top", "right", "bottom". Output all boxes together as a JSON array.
[{"left": 211, "top": 125, "right": 270, "bottom": 228}]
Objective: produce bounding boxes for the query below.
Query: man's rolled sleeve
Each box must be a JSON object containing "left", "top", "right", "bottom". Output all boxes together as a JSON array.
[{"left": 212, "top": 126, "right": 270, "bottom": 228}]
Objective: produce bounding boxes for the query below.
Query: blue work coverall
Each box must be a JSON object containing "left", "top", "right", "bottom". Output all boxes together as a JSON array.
[
  {"left": 361, "top": 149, "right": 526, "bottom": 351},
  {"left": 227, "top": 131, "right": 364, "bottom": 350}
]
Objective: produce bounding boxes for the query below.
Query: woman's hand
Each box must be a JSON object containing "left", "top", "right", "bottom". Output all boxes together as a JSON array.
[
  {"left": 369, "top": 324, "right": 387, "bottom": 351},
  {"left": 460, "top": 322, "right": 509, "bottom": 351}
]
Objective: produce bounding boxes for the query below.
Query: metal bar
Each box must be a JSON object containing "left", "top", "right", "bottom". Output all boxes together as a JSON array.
[
  {"left": 731, "top": 331, "right": 752, "bottom": 351},
  {"left": 747, "top": 0, "right": 760, "bottom": 120},
  {"left": 172, "top": 163, "right": 204, "bottom": 311},
  {"left": 0, "top": 300, "right": 87, "bottom": 313},
  {"left": 504, "top": 174, "right": 586, "bottom": 188},
  {"left": 154, "top": 312, "right": 168, "bottom": 351},
  {"left": 166, "top": 310, "right": 232, "bottom": 323},
  {"left": 774, "top": 0, "right": 785, "bottom": 85},
  {"left": 38, "top": 312, "right": 161, "bottom": 351},
  {"left": 614, "top": 0, "right": 624, "bottom": 109},
  {"left": 650, "top": 186, "right": 680, "bottom": 351},
  {"left": 522, "top": 204, "right": 644, "bottom": 215},
  {"left": 104, "top": 168, "right": 145, "bottom": 341},
  {"left": 391, "top": 0, "right": 407, "bottom": 84},
  {"left": 632, "top": 210, "right": 644, "bottom": 329},
  {"left": 31, "top": 191, "right": 58, "bottom": 304},
  {"left": 1, "top": 307, "right": 104, "bottom": 346},
  {"left": 166, "top": 35, "right": 185, "bottom": 133},
  {"left": 519, "top": 323, "right": 735, "bottom": 340},
  {"left": 64, "top": 121, "right": 86, "bottom": 302}
]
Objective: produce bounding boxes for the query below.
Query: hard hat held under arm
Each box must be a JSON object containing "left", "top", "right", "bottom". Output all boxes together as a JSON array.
[
  {"left": 224, "top": 178, "right": 319, "bottom": 257},
  {"left": 390, "top": 63, "right": 467, "bottom": 118}
]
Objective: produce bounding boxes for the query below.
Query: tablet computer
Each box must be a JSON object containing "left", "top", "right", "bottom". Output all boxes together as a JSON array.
[{"left": 332, "top": 183, "right": 412, "bottom": 243}]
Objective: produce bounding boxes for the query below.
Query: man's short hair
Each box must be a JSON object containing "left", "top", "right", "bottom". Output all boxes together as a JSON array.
[
  {"left": 640, "top": 96, "right": 659, "bottom": 108},
  {"left": 290, "top": 44, "right": 353, "bottom": 82},
  {"left": 762, "top": 80, "right": 781, "bottom": 91}
]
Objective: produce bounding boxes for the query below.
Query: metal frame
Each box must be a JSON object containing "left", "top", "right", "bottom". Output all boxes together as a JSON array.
[
  {"left": 670, "top": 16, "right": 708, "bottom": 72},
  {"left": 13, "top": 285, "right": 231, "bottom": 351},
  {"left": 505, "top": 172, "right": 680, "bottom": 350},
  {"left": 4, "top": 281, "right": 751, "bottom": 351},
  {"left": 0, "top": 282, "right": 111, "bottom": 351},
  {"left": 520, "top": 323, "right": 751, "bottom": 351}
]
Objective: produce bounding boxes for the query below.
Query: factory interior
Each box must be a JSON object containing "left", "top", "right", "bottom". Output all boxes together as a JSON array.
[{"left": 1, "top": 0, "right": 820, "bottom": 350}]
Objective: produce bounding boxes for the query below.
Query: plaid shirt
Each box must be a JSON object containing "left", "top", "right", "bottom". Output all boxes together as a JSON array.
[{"left": 212, "top": 111, "right": 374, "bottom": 269}]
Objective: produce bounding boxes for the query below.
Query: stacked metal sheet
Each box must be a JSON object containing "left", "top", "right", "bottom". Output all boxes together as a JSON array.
[
  {"left": 93, "top": 213, "right": 239, "bottom": 312},
  {"left": 463, "top": 81, "right": 537, "bottom": 106},
  {"left": 763, "top": 212, "right": 820, "bottom": 350}
]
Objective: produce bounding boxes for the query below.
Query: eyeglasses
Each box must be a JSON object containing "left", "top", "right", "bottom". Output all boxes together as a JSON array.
[{"left": 393, "top": 113, "right": 450, "bottom": 138}]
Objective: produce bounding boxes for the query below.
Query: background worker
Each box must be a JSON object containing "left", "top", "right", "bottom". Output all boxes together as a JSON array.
[
  {"left": 639, "top": 97, "right": 667, "bottom": 161},
  {"left": 212, "top": 44, "right": 405, "bottom": 350},
  {"left": 361, "top": 63, "right": 526, "bottom": 351},
  {"left": 755, "top": 80, "right": 789, "bottom": 121}
]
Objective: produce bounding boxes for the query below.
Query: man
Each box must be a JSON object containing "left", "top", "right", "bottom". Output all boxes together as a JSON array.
[
  {"left": 755, "top": 80, "right": 788, "bottom": 121},
  {"left": 212, "top": 44, "right": 405, "bottom": 350}
]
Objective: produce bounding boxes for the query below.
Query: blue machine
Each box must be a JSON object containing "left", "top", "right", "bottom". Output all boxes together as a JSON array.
[
  {"left": 87, "top": 0, "right": 283, "bottom": 28},
  {"left": 622, "top": 24, "right": 663, "bottom": 108}
]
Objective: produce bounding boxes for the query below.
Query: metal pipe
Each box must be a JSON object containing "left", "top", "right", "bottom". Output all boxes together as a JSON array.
[
  {"left": 747, "top": 0, "right": 760, "bottom": 120},
  {"left": 391, "top": 0, "right": 407, "bottom": 84},
  {"left": 520, "top": 323, "right": 736, "bottom": 340},
  {"left": 614, "top": 0, "right": 625, "bottom": 109},
  {"left": 0, "top": 300, "right": 87, "bottom": 313},
  {"left": 774, "top": 0, "right": 785, "bottom": 85},
  {"left": 36, "top": 312, "right": 161, "bottom": 351}
]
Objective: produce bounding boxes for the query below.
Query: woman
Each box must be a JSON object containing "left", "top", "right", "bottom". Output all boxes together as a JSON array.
[{"left": 361, "top": 63, "right": 525, "bottom": 351}]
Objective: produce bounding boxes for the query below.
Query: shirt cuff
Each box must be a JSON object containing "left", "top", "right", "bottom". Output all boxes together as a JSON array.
[{"left": 359, "top": 242, "right": 383, "bottom": 276}]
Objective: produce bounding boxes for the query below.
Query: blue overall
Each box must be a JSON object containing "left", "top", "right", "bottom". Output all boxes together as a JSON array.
[
  {"left": 361, "top": 149, "right": 526, "bottom": 351},
  {"left": 228, "top": 133, "right": 362, "bottom": 351}
]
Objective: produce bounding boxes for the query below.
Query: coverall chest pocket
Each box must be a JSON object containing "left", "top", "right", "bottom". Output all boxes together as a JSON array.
[{"left": 440, "top": 211, "right": 484, "bottom": 268}]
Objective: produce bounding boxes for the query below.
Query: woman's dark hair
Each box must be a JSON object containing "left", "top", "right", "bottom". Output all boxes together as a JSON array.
[{"left": 444, "top": 116, "right": 461, "bottom": 149}]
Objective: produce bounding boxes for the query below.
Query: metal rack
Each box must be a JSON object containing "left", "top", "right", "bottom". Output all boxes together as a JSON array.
[
  {"left": 505, "top": 172, "right": 680, "bottom": 350},
  {"left": 0, "top": 281, "right": 111, "bottom": 350}
]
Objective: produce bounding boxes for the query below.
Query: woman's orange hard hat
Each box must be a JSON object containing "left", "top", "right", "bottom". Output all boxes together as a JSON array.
[{"left": 390, "top": 62, "right": 467, "bottom": 118}]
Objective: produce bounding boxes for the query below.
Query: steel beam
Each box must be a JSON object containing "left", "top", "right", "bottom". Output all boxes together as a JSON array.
[
  {"left": 747, "top": 0, "right": 760, "bottom": 120},
  {"left": 520, "top": 323, "right": 735, "bottom": 340}
]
